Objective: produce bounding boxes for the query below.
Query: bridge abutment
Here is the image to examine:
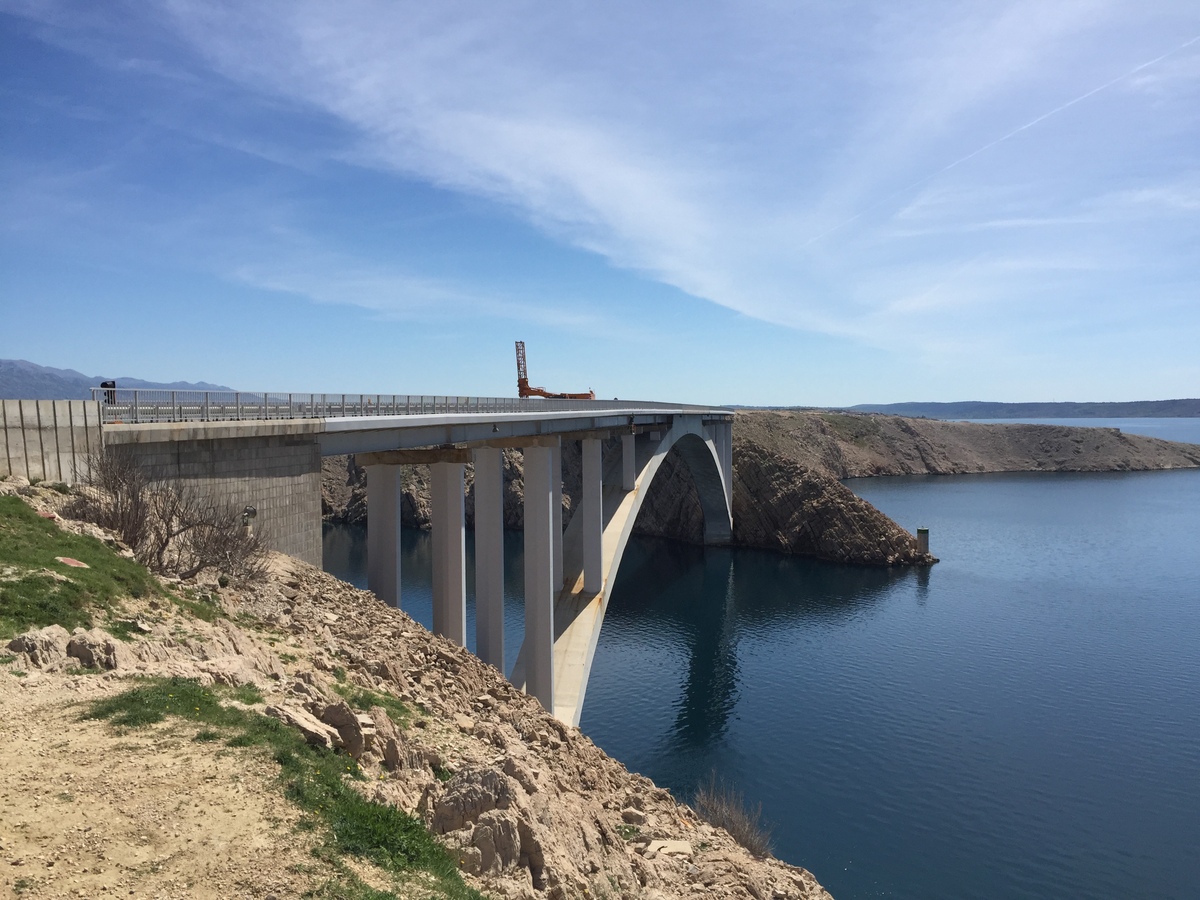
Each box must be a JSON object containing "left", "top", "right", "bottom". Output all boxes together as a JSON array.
[{"left": 107, "top": 427, "right": 323, "bottom": 566}]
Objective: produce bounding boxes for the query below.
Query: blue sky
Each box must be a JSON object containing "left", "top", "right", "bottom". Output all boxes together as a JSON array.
[{"left": 2, "top": 1, "right": 1198, "bottom": 405}]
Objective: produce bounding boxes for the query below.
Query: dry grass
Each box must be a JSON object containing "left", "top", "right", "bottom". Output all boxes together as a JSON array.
[{"left": 693, "top": 772, "right": 773, "bottom": 858}]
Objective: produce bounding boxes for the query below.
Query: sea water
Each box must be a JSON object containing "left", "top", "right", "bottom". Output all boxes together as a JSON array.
[{"left": 323, "top": 444, "right": 1200, "bottom": 899}]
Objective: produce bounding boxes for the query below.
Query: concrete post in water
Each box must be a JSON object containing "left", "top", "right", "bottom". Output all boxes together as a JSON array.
[
  {"left": 551, "top": 438, "right": 564, "bottom": 590},
  {"left": 581, "top": 437, "right": 603, "bottom": 593},
  {"left": 365, "top": 465, "right": 402, "bottom": 607},
  {"left": 430, "top": 461, "right": 467, "bottom": 646},
  {"left": 472, "top": 448, "right": 505, "bottom": 669},
  {"left": 523, "top": 445, "right": 556, "bottom": 713},
  {"left": 917, "top": 527, "right": 930, "bottom": 555},
  {"left": 621, "top": 432, "right": 636, "bottom": 491}
]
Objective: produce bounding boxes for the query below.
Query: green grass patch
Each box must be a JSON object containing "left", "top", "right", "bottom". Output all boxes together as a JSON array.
[
  {"left": 86, "top": 677, "right": 481, "bottom": 899},
  {"left": 0, "top": 495, "right": 162, "bottom": 638},
  {"left": 169, "top": 593, "right": 219, "bottom": 623},
  {"left": 332, "top": 683, "right": 411, "bottom": 728}
]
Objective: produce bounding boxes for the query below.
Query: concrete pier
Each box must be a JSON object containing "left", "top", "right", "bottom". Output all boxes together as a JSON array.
[
  {"left": 581, "top": 437, "right": 603, "bottom": 593},
  {"left": 365, "top": 465, "right": 402, "bottom": 607},
  {"left": 522, "top": 445, "right": 556, "bottom": 713},
  {"left": 621, "top": 432, "right": 636, "bottom": 491},
  {"left": 473, "top": 448, "right": 505, "bottom": 669},
  {"left": 551, "top": 439, "right": 563, "bottom": 590},
  {"left": 430, "top": 461, "right": 467, "bottom": 645}
]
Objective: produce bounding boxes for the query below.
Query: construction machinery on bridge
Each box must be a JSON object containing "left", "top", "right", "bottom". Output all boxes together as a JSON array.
[{"left": 515, "top": 341, "right": 595, "bottom": 400}]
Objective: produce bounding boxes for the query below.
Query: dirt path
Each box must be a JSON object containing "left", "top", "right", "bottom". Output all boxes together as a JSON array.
[{"left": 0, "top": 670, "right": 338, "bottom": 900}]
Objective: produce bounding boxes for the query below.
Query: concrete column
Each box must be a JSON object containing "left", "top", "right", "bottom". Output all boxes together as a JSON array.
[
  {"left": 473, "top": 448, "right": 505, "bottom": 669},
  {"left": 622, "top": 433, "right": 636, "bottom": 491},
  {"left": 365, "top": 464, "right": 402, "bottom": 607},
  {"left": 718, "top": 422, "right": 733, "bottom": 509},
  {"left": 522, "top": 445, "right": 555, "bottom": 713},
  {"left": 581, "top": 438, "right": 603, "bottom": 593},
  {"left": 430, "top": 461, "right": 467, "bottom": 646},
  {"left": 550, "top": 438, "right": 563, "bottom": 590}
]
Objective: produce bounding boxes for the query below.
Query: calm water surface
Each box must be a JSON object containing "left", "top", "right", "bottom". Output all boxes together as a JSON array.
[{"left": 324, "top": 464, "right": 1200, "bottom": 900}]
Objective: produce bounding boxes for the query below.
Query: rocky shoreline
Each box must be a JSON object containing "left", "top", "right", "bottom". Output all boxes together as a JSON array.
[
  {"left": 2, "top": 479, "right": 833, "bottom": 900},
  {"left": 322, "top": 411, "right": 1200, "bottom": 568}
]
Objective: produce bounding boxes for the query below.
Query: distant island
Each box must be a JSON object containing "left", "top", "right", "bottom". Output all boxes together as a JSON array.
[
  {"left": 0, "top": 359, "right": 233, "bottom": 400},
  {"left": 841, "top": 399, "right": 1200, "bottom": 419}
]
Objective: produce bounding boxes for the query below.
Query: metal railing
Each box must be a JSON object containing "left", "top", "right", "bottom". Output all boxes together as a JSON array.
[{"left": 91, "top": 389, "right": 726, "bottom": 424}]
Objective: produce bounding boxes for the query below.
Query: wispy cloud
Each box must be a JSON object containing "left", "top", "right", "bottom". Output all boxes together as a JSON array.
[
  {"left": 230, "top": 258, "right": 640, "bottom": 339},
  {"left": 5, "top": 0, "right": 1200, "bottom": 383}
]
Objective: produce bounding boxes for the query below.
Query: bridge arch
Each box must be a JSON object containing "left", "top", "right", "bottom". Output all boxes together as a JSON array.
[{"left": 512, "top": 414, "right": 733, "bottom": 725}]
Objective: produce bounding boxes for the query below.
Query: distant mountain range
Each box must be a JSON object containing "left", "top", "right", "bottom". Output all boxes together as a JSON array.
[
  {"left": 0, "top": 359, "right": 234, "bottom": 400},
  {"left": 843, "top": 400, "right": 1200, "bottom": 419}
]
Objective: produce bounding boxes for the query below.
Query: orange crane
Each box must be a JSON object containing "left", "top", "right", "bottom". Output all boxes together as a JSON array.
[{"left": 515, "top": 341, "right": 595, "bottom": 400}]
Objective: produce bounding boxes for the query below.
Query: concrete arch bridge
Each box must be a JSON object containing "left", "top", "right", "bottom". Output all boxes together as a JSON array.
[{"left": 68, "top": 391, "right": 734, "bottom": 725}]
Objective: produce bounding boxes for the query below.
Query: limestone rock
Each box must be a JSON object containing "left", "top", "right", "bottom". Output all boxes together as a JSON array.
[
  {"left": 319, "top": 700, "right": 376, "bottom": 759},
  {"left": 66, "top": 627, "right": 133, "bottom": 670},
  {"left": 265, "top": 704, "right": 343, "bottom": 750},
  {"left": 645, "top": 839, "right": 693, "bottom": 859},
  {"left": 7, "top": 624, "right": 71, "bottom": 669},
  {"left": 430, "top": 768, "right": 521, "bottom": 835}
]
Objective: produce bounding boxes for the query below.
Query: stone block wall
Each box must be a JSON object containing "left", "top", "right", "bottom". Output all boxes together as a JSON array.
[
  {"left": 1, "top": 400, "right": 103, "bottom": 483},
  {"left": 125, "top": 434, "right": 323, "bottom": 566}
]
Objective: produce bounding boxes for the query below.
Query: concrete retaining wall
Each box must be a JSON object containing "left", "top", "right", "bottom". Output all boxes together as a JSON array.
[
  {"left": 1, "top": 400, "right": 102, "bottom": 483},
  {"left": 122, "top": 434, "right": 323, "bottom": 566}
]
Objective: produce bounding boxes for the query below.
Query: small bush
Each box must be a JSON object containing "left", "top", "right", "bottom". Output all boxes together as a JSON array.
[{"left": 693, "top": 771, "right": 773, "bottom": 857}]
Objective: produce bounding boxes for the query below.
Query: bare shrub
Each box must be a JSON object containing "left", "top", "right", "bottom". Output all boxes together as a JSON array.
[
  {"left": 70, "top": 446, "right": 269, "bottom": 583},
  {"left": 73, "top": 445, "right": 152, "bottom": 552},
  {"left": 693, "top": 771, "right": 774, "bottom": 857}
]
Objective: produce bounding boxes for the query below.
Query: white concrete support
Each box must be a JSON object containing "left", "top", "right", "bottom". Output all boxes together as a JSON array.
[
  {"left": 621, "top": 432, "right": 637, "bottom": 491},
  {"left": 581, "top": 438, "right": 603, "bottom": 593},
  {"left": 717, "top": 422, "right": 733, "bottom": 510},
  {"left": 472, "top": 448, "right": 505, "bottom": 669},
  {"left": 550, "top": 438, "right": 563, "bottom": 590},
  {"left": 522, "top": 445, "right": 556, "bottom": 713},
  {"left": 430, "top": 461, "right": 467, "bottom": 646},
  {"left": 365, "top": 464, "right": 403, "bottom": 607}
]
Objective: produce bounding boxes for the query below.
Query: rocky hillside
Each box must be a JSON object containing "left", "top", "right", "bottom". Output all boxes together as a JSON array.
[{"left": 2, "top": 479, "right": 833, "bottom": 900}]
